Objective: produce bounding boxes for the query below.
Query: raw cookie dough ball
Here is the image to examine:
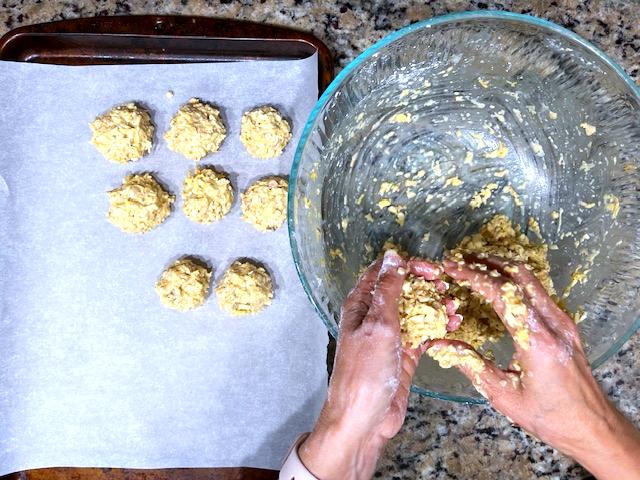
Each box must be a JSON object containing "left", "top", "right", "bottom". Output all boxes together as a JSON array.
[
  {"left": 182, "top": 167, "right": 234, "bottom": 224},
  {"left": 241, "top": 176, "right": 288, "bottom": 231},
  {"left": 90, "top": 103, "right": 154, "bottom": 164},
  {"left": 216, "top": 260, "right": 273, "bottom": 315},
  {"left": 156, "top": 258, "right": 212, "bottom": 311},
  {"left": 399, "top": 274, "right": 449, "bottom": 348},
  {"left": 107, "top": 173, "right": 174, "bottom": 234},
  {"left": 240, "top": 106, "right": 292, "bottom": 158},
  {"left": 164, "top": 98, "right": 227, "bottom": 161}
]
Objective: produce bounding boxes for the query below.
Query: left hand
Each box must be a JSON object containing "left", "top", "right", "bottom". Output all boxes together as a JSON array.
[{"left": 298, "top": 250, "right": 441, "bottom": 479}]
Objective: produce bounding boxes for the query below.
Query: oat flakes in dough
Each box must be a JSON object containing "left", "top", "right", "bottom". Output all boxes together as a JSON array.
[
  {"left": 216, "top": 261, "right": 273, "bottom": 315},
  {"left": 164, "top": 98, "right": 227, "bottom": 161},
  {"left": 398, "top": 214, "right": 555, "bottom": 350},
  {"left": 182, "top": 167, "right": 234, "bottom": 224},
  {"left": 399, "top": 274, "right": 449, "bottom": 348},
  {"left": 156, "top": 258, "right": 212, "bottom": 311},
  {"left": 107, "top": 173, "right": 174, "bottom": 234},
  {"left": 240, "top": 106, "right": 291, "bottom": 158},
  {"left": 241, "top": 176, "right": 288, "bottom": 231},
  {"left": 90, "top": 103, "right": 154, "bottom": 164}
]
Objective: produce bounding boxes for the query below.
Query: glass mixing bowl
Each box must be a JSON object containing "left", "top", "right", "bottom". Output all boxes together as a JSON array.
[{"left": 288, "top": 11, "right": 640, "bottom": 403}]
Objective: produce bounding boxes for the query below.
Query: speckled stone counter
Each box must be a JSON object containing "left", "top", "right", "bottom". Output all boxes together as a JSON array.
[{"left": 1, "top": 1, "right": 638, "bottom": 479}]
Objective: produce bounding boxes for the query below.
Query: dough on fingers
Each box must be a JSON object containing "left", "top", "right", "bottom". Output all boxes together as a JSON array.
[
  {"left": 156, "top": 258, "right": 212, "bottom": 311},
  {"left": 399, "top": 275, "right": 449, "bottom": 348},
  {"left": 240, "top": 106, "right": 291, "bottom": 158},
  {"left": 164, "top": 98, "right": 227, "bottom": 161},
  {"left": 90, "top": 103, "right": 154, "bottom": 164},
  {"left": 216, "top": 260, "right": 273, "bottom": 315},
  {"left": 241, "top": 176, "right": 288, "bottom": 231},
  {"left": 107, "top": 173, "right": 174, "bottom": 234},
  {"left": 182, "top": 167, "right": 234, "bottom": 224}
]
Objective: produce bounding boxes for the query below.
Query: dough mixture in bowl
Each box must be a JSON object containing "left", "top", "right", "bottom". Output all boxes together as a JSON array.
[
  {"left": 399, "top": 214, "right": 557, "bottom": 350},
  {"left": 182, "top": 166, "right": 234, "bottom": 224},
  {"left": 240, "top": 106, "right": 292, "bottom": 158},
  {"left": 216, "top": 260, "right": 273, "bottom": 315},
  {"left": 156, "top": 258, "right": 212, "bottom": 311},
  {"left": 164, "top": 98, "right": 227, "bottom": 161},
  {"left": 107, "top": 173, "right": 174, "bottom": 234},
  {"left": 90, "top": 103, "right": 154, "bottom": 164},
  {"left": 241, "top": 176, "right": 288, "bottom": 232}
]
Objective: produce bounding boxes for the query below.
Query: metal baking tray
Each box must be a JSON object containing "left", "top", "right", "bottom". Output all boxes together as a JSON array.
[{"left": 0, "top": 14, "right": 334, "bottom": 480}]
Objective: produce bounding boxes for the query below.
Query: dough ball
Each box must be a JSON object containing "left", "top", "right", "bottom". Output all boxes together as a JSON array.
[
  {"left": 241, "top": 176, "right": 288, "bottom": 231},
  {"left": 90, "top": 103, "right": 154, "bottom": 164},
  {"left": 182, "top": 167, "right": 234, "bottom": 224},
  {"left": 156, "top": 258, "right": 212, "bottom": 311},
  {"left": 399, "top": 274, "right": 449, "bottom": 348},
  {"left": 164, "top": 98, "right": 227, "bottom": 161},
  {"left": 107, "top": 173, "right": 174, "bottom": 234},
  {"left": 216, "top": 261, "right": 273, "bottom": 315},
  {"left": 240, "top": 106, "right": 292, "bottom": 158}
]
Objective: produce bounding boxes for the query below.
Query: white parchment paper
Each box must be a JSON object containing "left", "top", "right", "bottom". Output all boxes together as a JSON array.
[{"left": 0, "top": 54, "right": 327, "bottom": 474}]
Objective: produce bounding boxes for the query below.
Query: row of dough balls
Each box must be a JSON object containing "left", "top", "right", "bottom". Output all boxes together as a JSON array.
[
  {"left": 90, "top": 100, "right": 292, "bottom": 163},
  {"left": 107, "top": 171, "right": 288, "bottom": 233},
  {"left": 156, "top": 258, "right": 273, "bottom": 315}
]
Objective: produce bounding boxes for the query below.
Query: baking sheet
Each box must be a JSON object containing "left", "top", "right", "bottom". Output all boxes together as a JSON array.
[{"left": 0, "top": 53, "right": 327, "bottom": 474}]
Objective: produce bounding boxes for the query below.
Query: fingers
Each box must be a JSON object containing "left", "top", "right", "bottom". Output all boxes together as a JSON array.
[
  {"left": 443, "top": 258, "right": 536, "bottom": 350},
  {"left": 465, "top": 254, "right": 582, "bottom": 348},
  {"left": 426, "top": 339, "right": 521, "bottom": 402},
  {"left": 408, "top": 258, "right": 443, "bottom": 280},
  {"left": 470, "top": 256, "right": 579, "bottom": 339},
  {"left": 409, "top": 258, "right": 461, "bottom": 330},
  {"left": 365, "top": 250, "right": 408, "bottom": 331},
  {"left": 340, "top": 259, "right": 382, "bottom": 333},
  {"left": 444, "top": 298, "right": 463, "bottom": 331},
  {"left": 393, "top": 348, "right": 420, "bottom": 407}
]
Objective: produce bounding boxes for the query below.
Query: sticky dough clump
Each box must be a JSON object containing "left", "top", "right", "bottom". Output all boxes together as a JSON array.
[
  {"left": 399, "top": 275, "right": 449, "bottom": 348},
  {"left": 240, "top": 106, "right": 292, "bottom": 158},
  {"left": 156, "top": 259, "right": 212, "bottom": 311},
  {"left": 445, "top": 214, "right": 554, "bottom": 349},
  {"left": 107, "top": 173, "right": 174, "bottom": 234},
  {"left": 399, "top": 214, "right": 554, "bottom": 350},
  {"left": 216, "top": 261, "right": 273, "bottom": 315},
  {"left": 182, "top": 167, "right": 234, "bottom": 224},
  {"left": 164, "top": 98, "right": 227, "bottom": 161},
  {"left": 90, "top": 103, "right": 154, "bottom": 164},
  {"left": 241, "top": 176, "right": 288, "bottom": 231}
]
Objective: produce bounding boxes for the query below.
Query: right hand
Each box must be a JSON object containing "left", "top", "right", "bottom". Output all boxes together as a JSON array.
[{"left": 427, "top": 254, "right": 640, "bottom": 480}]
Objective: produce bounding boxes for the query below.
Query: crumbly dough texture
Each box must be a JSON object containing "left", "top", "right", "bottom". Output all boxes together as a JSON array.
[
  {"left": 399, "top": 275, "right": 449, "bottom": 348},
  {"left": 445, "top": 214, "right": 554, "bottom": 349},
  {"left": 107, "top": 173, "right": 174, "bottom": 234},
  {"left": 90, "top": 103, "right": 154, "bottom": 164},
  {"left": 240, "top": 106, "right": 292, "bottom": 158},
  {"left": 399, "top": 214, "right": 554, "bottom": 350},
  {"left": 182, "top": 167, "right": 234, "bottom": 224},
  {"left": 241, "top": 176, "right": 288, "bottom": 231},
  {"left": 164, "top": 98, "right": 227, "bottom": 161},
  {"left": 216, "top": 261, "right": 273, "bottom": 315},
  {"left": 427, "top": 344, "right": 485, "bottom": 373},
  {"left": 156, "top": 259, "right": 212, "bottom": 311}
]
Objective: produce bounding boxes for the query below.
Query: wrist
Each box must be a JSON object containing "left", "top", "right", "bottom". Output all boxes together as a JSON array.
[
  {"left": 561, "top": 404, "right": 640, "bottom": 480},
  {"left": 298, "top": 419, "right": 386, "bottom": 480}
]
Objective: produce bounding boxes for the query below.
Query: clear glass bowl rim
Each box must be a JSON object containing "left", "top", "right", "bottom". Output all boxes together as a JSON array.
[{"left": 287, "top": 10, "right": 640, "bottom": 404}]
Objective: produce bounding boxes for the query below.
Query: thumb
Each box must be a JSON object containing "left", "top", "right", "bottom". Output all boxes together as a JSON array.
[
  {"left": 426, "top": 339, "right": 521, "bottom": 402},
  {"left": 366, "top": 249, "right": 407, "bottom": 328}
]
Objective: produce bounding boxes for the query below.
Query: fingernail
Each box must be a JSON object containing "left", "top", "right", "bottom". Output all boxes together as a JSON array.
[{"left": 382, "top": 249, "right": 401, "bottom": 268}]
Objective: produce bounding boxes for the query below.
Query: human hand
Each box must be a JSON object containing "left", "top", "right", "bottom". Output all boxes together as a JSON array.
[
  {"left": 428, "top": 254, "right": 640, "bottom": 480},
  {"left": 299, "top": 250, "right": 440, "bottom": 480}
]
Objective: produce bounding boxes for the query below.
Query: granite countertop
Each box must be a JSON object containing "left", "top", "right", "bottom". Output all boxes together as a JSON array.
[{"left": 1, "top": 1, "right": 639, "bottom": 479}]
